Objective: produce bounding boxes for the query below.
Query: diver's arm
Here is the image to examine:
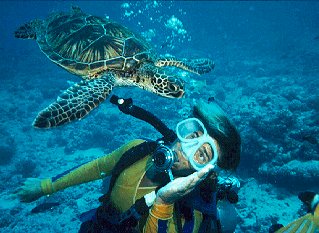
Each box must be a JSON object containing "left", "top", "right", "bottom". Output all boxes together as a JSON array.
[
  {"left": 16, "top": 139, "right": 145, "bottom": 202},
  {"left": 42, "top": 139, "right": 145, "bottom": 195}
]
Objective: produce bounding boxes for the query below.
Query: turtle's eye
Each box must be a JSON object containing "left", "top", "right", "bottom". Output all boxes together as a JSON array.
[{"left": 168, "top": 83, "right": 179, "bottom": 92}]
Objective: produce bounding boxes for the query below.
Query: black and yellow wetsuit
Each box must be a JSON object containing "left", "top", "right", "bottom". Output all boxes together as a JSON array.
[{"left": 39, "top": 139, "right": 206, "bottom": 232}]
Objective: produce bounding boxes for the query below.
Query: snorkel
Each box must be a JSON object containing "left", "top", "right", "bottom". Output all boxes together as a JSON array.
[
  {"left": 110, "top": 95, "right": 177, "bottom": 180},
  {"left": 110, "top": 95, "right": 177, "bottom": 144}
]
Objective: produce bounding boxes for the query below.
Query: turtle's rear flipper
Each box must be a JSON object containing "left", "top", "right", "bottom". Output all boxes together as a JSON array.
[
  {"left": 155, "top": 57, "right": 215, "bottom": 75},
  {"left": 33, "top": 74, "right": 115, "bottom": 128},
  {"left": 14, "top": 19, "right": 42, "bottom": 40}
]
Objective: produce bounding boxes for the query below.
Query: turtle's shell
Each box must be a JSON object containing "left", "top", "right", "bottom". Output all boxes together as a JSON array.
[{"left": 37, "top": 9, "right": 152, "bottom": 78}]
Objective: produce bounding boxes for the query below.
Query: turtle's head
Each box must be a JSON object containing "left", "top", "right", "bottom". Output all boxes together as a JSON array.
[
  {"left": 152, "top": 73, "right": 184, "bottom": 98},
  {"left": 136, "top": 63, "right": 184, "bottom": 98}
]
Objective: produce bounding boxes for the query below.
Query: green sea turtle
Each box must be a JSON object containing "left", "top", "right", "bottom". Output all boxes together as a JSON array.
[{"left": 15, "top": 6, "right": 214, "bottom": 128}]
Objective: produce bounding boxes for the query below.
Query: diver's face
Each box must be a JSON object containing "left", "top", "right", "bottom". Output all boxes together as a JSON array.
[{"left": 171, "top": 132, "right": 219, "bottom": 176}]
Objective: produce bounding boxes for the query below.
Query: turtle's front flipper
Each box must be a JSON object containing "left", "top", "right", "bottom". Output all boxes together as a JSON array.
[
  {"left": 155, "top": 57, "right": 215, "bottom": 75},
  {"left": 33, "top": 74, "right": 115, "bottom": 128}
]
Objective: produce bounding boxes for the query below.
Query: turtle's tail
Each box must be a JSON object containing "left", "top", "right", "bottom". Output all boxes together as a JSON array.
[{"left": 14, "top": 19, "right": 42, "bottom": 40}]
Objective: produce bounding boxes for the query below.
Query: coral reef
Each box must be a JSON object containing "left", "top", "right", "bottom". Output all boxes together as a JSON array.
[
  {"left": 14, "top": 159, "right": 38, "bottom": 178},
  {"left": 259, "top": 160, "right": 319, "bottom": 188}
]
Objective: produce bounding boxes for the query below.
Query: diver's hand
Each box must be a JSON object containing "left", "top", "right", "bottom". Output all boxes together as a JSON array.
[
  {"left": 155, "top": 164, "right": 214, "bottom": 205},
  {"left": 14, "top": 178, "right": 44, "bottom": 203}
]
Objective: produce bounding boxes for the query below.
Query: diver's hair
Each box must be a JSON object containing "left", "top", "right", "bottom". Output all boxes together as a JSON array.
[{"left": 193, "top": 99, "right": 241, "bottom": 170}]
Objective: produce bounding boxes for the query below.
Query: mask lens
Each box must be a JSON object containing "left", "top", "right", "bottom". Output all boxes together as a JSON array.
[
  {"left": 176, "top": 118, "right": 206, "bottom": 141},
  {"left": 193, "top": 143, "right": 213, "bottom": 165}
]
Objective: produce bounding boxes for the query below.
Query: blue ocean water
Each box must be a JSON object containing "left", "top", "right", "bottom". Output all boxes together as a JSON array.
[{"left": 0, "top": 1, "right": 318, "bottom": 232}]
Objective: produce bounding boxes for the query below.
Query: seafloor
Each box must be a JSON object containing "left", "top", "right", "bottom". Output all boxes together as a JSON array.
[{"left": 0, "top": 1, "right": 318, "bottom": 233}]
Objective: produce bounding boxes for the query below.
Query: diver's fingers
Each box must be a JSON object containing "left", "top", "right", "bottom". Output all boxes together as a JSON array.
[
  {"left": 184, "top": 163, "right": 215, "bottom": 189},
  {"left": 12, "top": 178, "right": 38, "bottom": 195},
  {"left": 23, "top": 178, "right": 41, "bottom": 185},
  {"left": 195, "top": 164, "right": 215, "bottom": 180},
  {"left": 156, "top": 164, "right": 215, "bottom": 204},
  {"left": 175, "top": 163, "right": 215, "bottom": 191},
  {"left": 12, "top": 189, "right": 26, "bottom": 202},
  {"left": 16, "top": 190, "right": 41, "bottom": 203},
  {"left": 13, "top": 178, "right": 43, "bottom": 203}
]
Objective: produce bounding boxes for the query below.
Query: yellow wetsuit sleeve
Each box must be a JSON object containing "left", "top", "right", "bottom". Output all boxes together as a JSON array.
[
  {"left": 143, "top": 203, "right": 174, "bottom": 233},
  {"left": 40, "top": 139, "right": 145, "bottom": 195},
  {"left": 314, "top": 204, "right": 319, "bottom": 228}
]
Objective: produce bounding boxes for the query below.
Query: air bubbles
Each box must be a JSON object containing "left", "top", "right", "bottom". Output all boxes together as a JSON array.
[
  {"left": 153, "top": 1, "right": 159, "bottom": 8},
  {"left": 119, "top": 1, "right": 191, "bottom": 51},
  {"left": 123, "top": 10, "right": 134, "bottom": 17},
  {"left": 165, "top": 15, "right": 187, "bottom": 36},
  {"left": 141, "top": 29, "right": 156, "bottom": 42},
  {"left": 121, "top": 3, "right": 130, "bottom": 9}
]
